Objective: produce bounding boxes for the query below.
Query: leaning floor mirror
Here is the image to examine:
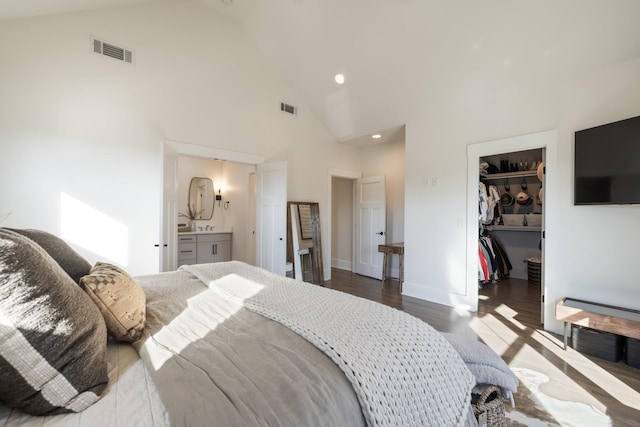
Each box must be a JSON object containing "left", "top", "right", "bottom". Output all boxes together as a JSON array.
[{"left": 287, "top": 201, "right": 324, "bottom": 285}]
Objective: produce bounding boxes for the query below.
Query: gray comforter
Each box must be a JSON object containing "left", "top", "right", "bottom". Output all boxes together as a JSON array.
[
  {"left": 134, "top": 263, "right": 477, "bottom": 427},
  {"left": 134, "top": 268, "right": 366, "bottom": 427}
]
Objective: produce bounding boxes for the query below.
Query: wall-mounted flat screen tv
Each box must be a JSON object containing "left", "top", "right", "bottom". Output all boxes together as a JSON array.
[{"left": 574, "top": 115, "right": 640, "bottom": 205}]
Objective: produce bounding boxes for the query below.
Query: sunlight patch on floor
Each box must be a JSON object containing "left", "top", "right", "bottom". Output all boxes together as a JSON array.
[
  {"left": 473, "top": 297, "right": 640, "bottom": 425},
  {"left": 509, "top": 367, "right": 612, "bottom": 427},
  {"left": 472, "top": 305, "right": 616, "bottom": 422},
  {"left": 493, "top": 303, "right": 527, "bottom": 331},
  {"left": 533, "top": 329, "right": 640, "bottom": 411},
  {"left": 468, "top": 313, "right": 520, "bottom": 355},
  {"left": 508, "top": 343, "right": 610, "bottom": 415}
]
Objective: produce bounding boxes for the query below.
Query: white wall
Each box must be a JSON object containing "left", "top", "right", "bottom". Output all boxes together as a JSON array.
[
  {"left": 0, "top": 1, "right": 362, "bottom": 275},
  {"left": 404, "top": 57, "right": 640, "bottom": 333}
]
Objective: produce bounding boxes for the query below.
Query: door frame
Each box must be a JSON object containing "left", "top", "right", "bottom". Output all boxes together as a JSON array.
[
  {"left": 161, "top": 140, "right": 265, "bottom": 271},
  {"left": 160, "top": 142, "right": 178, "bottom": 272},
  {"left": 466, "top": 129, "right": 556, "bottom": 318}
]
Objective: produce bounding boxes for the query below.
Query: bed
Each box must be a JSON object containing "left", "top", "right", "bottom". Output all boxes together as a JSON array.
[{"left": 0, "top": 228, "right": 481, "bottom": 426}]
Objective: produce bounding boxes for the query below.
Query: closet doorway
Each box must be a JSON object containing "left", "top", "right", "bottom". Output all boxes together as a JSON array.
[
  {"left": 479, "top": 148, "right": 545, "bottom": 324},
  {"left": 467, "top": 130, "right": 556, "bottom": 325}
]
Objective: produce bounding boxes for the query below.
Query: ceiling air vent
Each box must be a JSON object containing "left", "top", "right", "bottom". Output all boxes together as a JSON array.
[
  {"left": 280, "top": 102, "right": 298, "bottom": 115},
  {"left": 92, "top": 37, "right": 133, "bottom": 64}
]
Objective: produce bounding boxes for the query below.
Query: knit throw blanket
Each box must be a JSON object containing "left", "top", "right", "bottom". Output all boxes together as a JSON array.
[{"left": 182, "top": 262, "right": 474, "bottom": 427}]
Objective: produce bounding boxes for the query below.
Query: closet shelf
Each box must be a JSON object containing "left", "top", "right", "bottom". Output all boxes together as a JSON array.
[
  {"left": 480, "top": 170, "right": 538, "bottom": 180},
  {"left": 488, "top": 225, "right": 542, "bottom": 232}
]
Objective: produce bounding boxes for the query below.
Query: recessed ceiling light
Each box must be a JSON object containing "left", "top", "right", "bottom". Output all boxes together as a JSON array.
[
  {"left": 220, "top": 0, "right": 233, "bottom": 5},
  {"left": 372, "top": 134, "right": 382, "bottom": 139},
  {"left": 334, "top": 73, "right": 345, "bottom": 84}
]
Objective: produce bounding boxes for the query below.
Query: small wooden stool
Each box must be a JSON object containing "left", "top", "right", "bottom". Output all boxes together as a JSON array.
[{"left": 378, "top": 242, "right": 404, "bottom": 292}]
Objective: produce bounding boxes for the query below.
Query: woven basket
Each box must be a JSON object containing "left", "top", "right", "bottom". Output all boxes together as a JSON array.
[{"left": 472, "top": 385, "right": 506, "bottom": 427}]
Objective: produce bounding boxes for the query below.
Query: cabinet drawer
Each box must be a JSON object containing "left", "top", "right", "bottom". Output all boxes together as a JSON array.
[
  {"left": 197, "top": 233, "right": 231, "bottom": 243},
  {"left": 178, "top": 243, "right": 197, "bottom": 261},
  {"left": 178, "top": 235, "right": 196, "bottom": 244}
]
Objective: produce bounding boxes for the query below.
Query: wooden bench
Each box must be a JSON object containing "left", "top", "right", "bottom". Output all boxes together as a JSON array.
[{"left": 556, "top": 297, "right": 640, "bottom": 350}]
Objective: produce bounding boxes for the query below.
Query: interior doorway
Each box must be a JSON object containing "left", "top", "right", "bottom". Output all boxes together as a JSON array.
[
  {"left": 479, "top": 148, "right": 545, "bottom": 324},
  {"left": 174, "top": 156, "right": 256, "bottom": 267},
  {"left": 327, "top": 169, "right": 361, "bottom": 282},
  {"left": 161, "top": 140, "right": 265, "bottom": 272},
  {"left": 466, "top": 129, "right": 556, "bottom": 321},
  {"left": 330, "top": 176, "right": 356, "bottom": 273},
  {"left": 328, "top": 172, "right": 389, "bottom": 282}
]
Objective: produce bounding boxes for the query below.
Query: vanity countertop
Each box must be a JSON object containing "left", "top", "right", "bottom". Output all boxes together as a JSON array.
[{"left": 178, "top": 226, "right": 233, "bottom": 235}]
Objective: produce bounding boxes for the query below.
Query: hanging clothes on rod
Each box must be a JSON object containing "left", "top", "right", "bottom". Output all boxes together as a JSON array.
[
  {"left": 478, "top": 173, "right": 512, "bottom": 287},
  {"left": 478, "top": 230, "right": 512, "bottom": 287}
]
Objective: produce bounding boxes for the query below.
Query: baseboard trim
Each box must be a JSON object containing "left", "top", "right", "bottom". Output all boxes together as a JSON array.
[{"left": 331, "top": 258, "right": 352, "bottom": 271}]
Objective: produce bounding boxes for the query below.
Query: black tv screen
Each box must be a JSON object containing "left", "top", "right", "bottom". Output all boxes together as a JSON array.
[{"left": 574, "top": 115, "right": 640, "bottom": 205}]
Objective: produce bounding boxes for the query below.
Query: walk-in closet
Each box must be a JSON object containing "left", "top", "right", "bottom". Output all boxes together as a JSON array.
[{"left": 478, "top": 148, "right": 545, "bottom": 320}]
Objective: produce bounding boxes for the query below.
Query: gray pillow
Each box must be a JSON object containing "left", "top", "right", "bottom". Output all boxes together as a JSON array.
[
  {"left": 0, "top": 228, "right": 108, "bottom": 415},
  {"left": 5, "top": 228, "right": 91, "bottom": 284}
]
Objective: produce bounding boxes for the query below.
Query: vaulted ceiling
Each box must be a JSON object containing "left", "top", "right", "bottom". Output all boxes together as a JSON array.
[{"left": 3, "top": 0, "right": 640, "bottom": 146}]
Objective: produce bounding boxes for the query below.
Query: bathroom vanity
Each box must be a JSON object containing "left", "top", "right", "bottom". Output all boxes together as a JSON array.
[{"left": 177, "top": 230, "right": 232, "bottom": 266}]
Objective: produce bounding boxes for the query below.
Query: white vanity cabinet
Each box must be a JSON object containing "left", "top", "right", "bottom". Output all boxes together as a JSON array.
[{"left": 177, "top": 232, "right": 231, "bottom": 266}]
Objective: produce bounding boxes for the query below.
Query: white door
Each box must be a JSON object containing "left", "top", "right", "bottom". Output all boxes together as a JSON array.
[
  {"left": 160, "top": 142, "right": 178, "bottom": 272},
  {"left": 256, "top": 161, "right": 287, "bottom": 275},
  {"left": 355, "top": 175, "right": 386, "bottom": 279}
]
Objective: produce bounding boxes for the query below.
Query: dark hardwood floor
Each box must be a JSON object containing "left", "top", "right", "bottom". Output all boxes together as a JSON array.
[{"left": 325, "top": 268, "right": 640, "bottom": 427}]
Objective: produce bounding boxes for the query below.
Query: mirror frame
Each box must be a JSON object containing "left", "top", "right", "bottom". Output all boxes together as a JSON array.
[{"left": 188, "top": 177, "right": 214, "bottom": 220}]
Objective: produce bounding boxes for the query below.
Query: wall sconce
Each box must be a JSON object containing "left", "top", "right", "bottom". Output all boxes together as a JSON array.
[{"left": 215, "top": 189, "right": 222, "bottom": 207}]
